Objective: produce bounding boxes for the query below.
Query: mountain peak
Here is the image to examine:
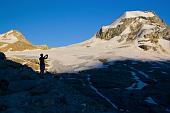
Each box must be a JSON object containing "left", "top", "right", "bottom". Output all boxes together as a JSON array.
[
  {"left": 0, "top": 30, "right": 48, "bottom": 52},
  {"left": 7, "top": 29, "right": 18, "bottom": 34},
  {"left": 93, "top": 11, "right": 170, "bottom": 53},
  {"left": 4, "top": 29, "right": 22, "bottom": 38},
  {"left": 122, "top": 11, "right": 155, "bottom": 19},
  {"left": 0, "top": 29, "right": 31, "bottom": 44}
]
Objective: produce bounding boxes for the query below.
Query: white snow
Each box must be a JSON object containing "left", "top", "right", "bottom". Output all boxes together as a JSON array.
[
  {"left": 126, "top": 72, "right": 148, "bottom": 90},
  {"left": 0, "top": 30, "right": 19, "bottom": 43},
  {"left": 0, "top": 35, "right": 18, "bottom": 43},
  {"left": 159, "top": 38, "right": 170, "bottom": 53},
  {"left": 137, "top": 24, "right": 156, "bottom": 40},
  {"left": 121, "top": 26, "right": 131, "bottom": 35},
  {"left": 5, "top": 39, "right": 170, "bottom": 73},
  {"left": 142, "top": 24, "right": 156, "bottom": 30},
  {"left": 166, "top": 109, "right": 170, "bottom": 112},
  {"left": 145, "top": 97, "right": 157, "bottom": 105},
  {"left": 87, "top": 74, "right": 118, "bottom": 110},
  {"left": 130, "top": 67, "right": 149, "bottom": 78},
  {"left": 123, "top": 11, "right": 155, "bottom": 19}
]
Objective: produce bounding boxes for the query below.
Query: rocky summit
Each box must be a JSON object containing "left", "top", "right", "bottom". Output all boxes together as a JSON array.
[
  {"left": 0, "top": 30, "right": 48, "bottom": 52},
  {"left": 96, "top": 11, "right": 170, "bottom": 53}
]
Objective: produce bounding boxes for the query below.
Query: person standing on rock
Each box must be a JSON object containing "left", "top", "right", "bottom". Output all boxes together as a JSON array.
[{"left": 39, "top": 54, "right": 48, "bottom": 75}]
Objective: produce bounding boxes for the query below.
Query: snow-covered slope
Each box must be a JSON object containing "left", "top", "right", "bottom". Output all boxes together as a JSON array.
[
  {"left": 5, "top": 11, "right": 170, "bottom": 73},
  {"left": 3, "top": 51, "right": 170, "bottom": 113},
  {"left": 0, "top": 30, "right": 48, "bottom": 52}
]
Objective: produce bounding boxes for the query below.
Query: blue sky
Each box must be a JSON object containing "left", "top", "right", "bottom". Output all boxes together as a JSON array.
[{"left": 0, "top": 0, "right": 169, "bottom": 47}]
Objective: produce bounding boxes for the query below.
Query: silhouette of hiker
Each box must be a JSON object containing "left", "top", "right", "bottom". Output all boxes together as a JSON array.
[{"left": 39, "top": 54, "right": 48, "bottom": 75}]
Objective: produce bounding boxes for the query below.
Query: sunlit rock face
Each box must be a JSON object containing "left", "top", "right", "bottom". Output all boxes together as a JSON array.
[
  {"left": 96, "top": 11, "right": 170, "bottom": 53},
  {"left": 0, "top": 30, "right": 48, "bottom": 52}
]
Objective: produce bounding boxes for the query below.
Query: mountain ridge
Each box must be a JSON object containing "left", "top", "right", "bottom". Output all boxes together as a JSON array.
[
  {"left": 0, "top": 30, "right": 48, "bottom": 52},
  {"left": 90, "top": 11, "right": 170, "bottom": 53}
]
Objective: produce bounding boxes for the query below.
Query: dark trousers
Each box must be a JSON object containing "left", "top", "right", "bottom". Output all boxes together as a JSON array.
[{"left": 40, "top": 64, "right": 45, "bottom": 74}]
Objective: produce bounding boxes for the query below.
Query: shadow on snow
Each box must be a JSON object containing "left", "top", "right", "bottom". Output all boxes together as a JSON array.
[{"left": 1, "top": 52, "right": 170, "bottom": 113}]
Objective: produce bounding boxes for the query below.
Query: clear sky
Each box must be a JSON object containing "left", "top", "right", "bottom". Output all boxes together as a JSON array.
[{"left": 0, "top": 0, "right": 169, "bottom": 47}]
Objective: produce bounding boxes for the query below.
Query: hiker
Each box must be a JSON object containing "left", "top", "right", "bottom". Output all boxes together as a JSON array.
[{"left": 39, "top": 54, "right": 48, "bottom": 75}]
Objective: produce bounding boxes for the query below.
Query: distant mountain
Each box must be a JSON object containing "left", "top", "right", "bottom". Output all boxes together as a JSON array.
[
  {"left": 0, "top": 30, "right": 48, "bottom": 52},
  {"left": 91, "top": 11, "right": 170, "bottom": 53}
]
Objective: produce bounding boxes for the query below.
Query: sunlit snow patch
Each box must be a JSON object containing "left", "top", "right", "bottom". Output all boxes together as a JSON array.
[{"left": 0, "top": 35, "right": 18, "bottom": 43}]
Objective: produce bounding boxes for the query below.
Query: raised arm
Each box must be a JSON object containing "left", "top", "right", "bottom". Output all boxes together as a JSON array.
[{"left": 44, "top": 54, "right": 48, "bottom": 59}]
